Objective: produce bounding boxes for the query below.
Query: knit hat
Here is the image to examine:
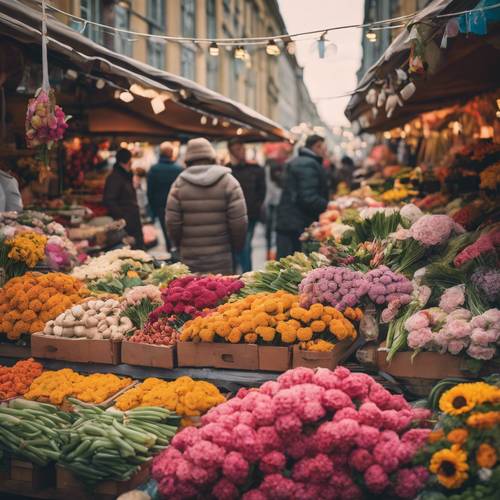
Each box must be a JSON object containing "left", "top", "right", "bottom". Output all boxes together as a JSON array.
[{"left": 185, "top": 138, "right": 216, "bottom": 163}]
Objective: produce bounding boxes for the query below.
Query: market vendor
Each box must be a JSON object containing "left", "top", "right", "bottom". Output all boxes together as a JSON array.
[
  {"left": 0, "top": 169, "right": 23, "bottom": 212},
  {"left": 166, "top": 137, "right": 247, "bottom": 275},
  {"left": 102, "top": 148, "right": 145, "bottom": 249}
]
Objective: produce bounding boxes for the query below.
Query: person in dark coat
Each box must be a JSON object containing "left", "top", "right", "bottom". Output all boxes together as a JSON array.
[
  {"left": 227, "top": 138, "right": 266, "bottom": 273},
  {"left": 147, "top": 142, "right": 183, "bottom": 251},
  {"left": 276, "top": 135, "right": 329, "bottom": 259},
  {"left": 103, "top": 148, "right": 144, "bottom": 249}
]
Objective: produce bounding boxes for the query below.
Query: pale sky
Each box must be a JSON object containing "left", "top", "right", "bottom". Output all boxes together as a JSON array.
[{"left": 278, "top": 0, "right": 365, "bottom": 127}]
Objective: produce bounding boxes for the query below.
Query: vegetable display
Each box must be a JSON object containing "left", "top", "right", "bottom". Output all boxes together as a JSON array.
[
  {"left": 0, "top": 399, "right": 74, "bottom": 466},
  {"left": 128, "top": 317, "right": 179, "bottom": 346},
  {"left": 146, "top": 262, "right": 190, "bottom": 287},
  {"left": 114, "top": 377, "right": 225, "bottom": 427},
  {"left": 180, "top": 291, "right": 361, "bottom": 350},
  {"left": 0, "top": 272, "right": 89, "bottom": 339},
  {"left": 43, "top": 298, "right": 134, "bottom": 340},
  {"left": 0, "top": 358, "right": 43, "bottom": 400},
  {"left": 58, "top": 402, "right": 179, "bottom": 484},
  {"left": 152, "top": 366, "right": 432, "bottom": 499},
  {"left": 24, "top": 369, "right": 132, "bottom": 405}
]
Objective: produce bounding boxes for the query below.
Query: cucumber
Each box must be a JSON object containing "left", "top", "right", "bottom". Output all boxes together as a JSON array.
[{"left": 9, "top": 399, "right": 58, "bottom": 413}]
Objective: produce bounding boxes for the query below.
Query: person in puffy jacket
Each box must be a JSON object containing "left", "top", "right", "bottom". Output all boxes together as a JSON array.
[
  {"left": 166, "top": 138, "right": 248, "bottom": 275},
  {"left": 276, "top": 135, "right": 329, "bottom": 258},
  {"left": 0, "top": 170, "right": 23, "bottom": 212}
]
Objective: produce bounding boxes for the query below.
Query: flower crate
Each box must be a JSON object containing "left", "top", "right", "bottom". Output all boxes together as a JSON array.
[
  {"left": 86, "top": 339, "right": 121, "bottom": 364},
  {"left": 56, "top": 463, "right": 148, "bottom": 497},
  {"left": 10, "top": 459, "right": 55, "bottom": 490},
  {"left": 121, "top": 340, "right": 175, "bottom": 369},
  {"left": 258, "top": 346, "right": 291, "bottom": 372},
  {"left": 177, "top": 341, "right": 259, "bottom": 370},
  {"left": 292, "top": 340, "right": 352, "bottom": 369},
  {"left": 31, "top": 334, "right": 88, "bottom": 362}
]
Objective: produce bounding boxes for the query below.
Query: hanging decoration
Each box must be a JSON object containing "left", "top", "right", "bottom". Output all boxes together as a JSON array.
[
  {"left": 25, "top": 0, "right": 70, "bottom": 166},
  {"left": 408, "top": 25, "right": 426, "bottom": 75}
]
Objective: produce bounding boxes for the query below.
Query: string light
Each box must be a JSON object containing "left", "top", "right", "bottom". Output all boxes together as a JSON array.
[
  {"left": 366, "top": 29, "right": 377, "bottom": 42},
  {"left": 95, "top": 78, "right": 105, "bottom": 89},
  {"left": 151, "top": 95, "right": 165, "bottom": 114},
  {"left": 209, "top": 42, "right": 219, "bottom": 56},
  {"left": 200, "top": 115, "right": 208, "bottom": 125},
  {"left": 285, "top": 41, "right": 296, "bottom": 55},
  {"left": 212, "top": 117, "right": 219, "bottom": 126},
  {"left": 236, "top": 128, "right": 244, "bottom": 135},
  {"left": 113, "top": 90, "right": 121, "bottom": 98},
  {"left": 317, "top": 32, "right": 327, "bottom": 59},
  {"left": 234, "top": 46, "right": 247, "bottom": 60},
  {"left": 119, "top": 91, "right": 134, "bottom": 102},
  {"left": 266, "top": 40, "right": 280, "bottom": 56}
]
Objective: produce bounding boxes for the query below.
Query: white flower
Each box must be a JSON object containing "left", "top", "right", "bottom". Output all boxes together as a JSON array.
[
  {"left": 478, "top": 468, "right": 492, "bottom": 481},
  {"left": 400, "top": 203, "right": 423, "bottom": 223}
]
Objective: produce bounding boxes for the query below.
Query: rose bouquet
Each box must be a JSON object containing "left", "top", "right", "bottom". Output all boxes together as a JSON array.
[
  {"left": 416, "top": 381, "right": 500, "bottom": 499},
  {"left": 153, "top": 275, "right": 244, "bottom": 321},
  {"left": 152, "top": 366, "right": 432, "bottom": 499},
  {"left": 179, "top": 291, "right": 361, "bottom": 350}
]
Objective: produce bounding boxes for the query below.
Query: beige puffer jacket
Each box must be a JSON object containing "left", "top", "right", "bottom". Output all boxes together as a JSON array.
[{"left": 166, "top": 164, "right": 248, "bottom": 275}]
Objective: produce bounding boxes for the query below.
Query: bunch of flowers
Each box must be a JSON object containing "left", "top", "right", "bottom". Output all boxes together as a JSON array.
[
  {"left": 0, "top": 210, "right": 66, "bottom": 237},
  {"left": 480, "top": 162, "right": 500, "bottom": 190},
  {"left": 25, "top": 89, "right": 69, "bottom": 151},
  {"left": 365, "top": 266, "right": 413, "bottom": 307},
  {"left": 180, "top": 291, "right": 361, "bottom": 349},
  {"left": 451, "top": 204, "right": 483, "bottom": 230},
  {"left": 147, "top": 262, "right": 190, "bottom": 287},
  {"left": 0, "top": 272, "right": 89, "bottom": 340},
  {"left": 128, "top": 317, "right": 179, "bottom": 346},
  {"left": 417, "top": 381, "right": 500, "bottom": 498},
  {"left": 24, "top": 368, "right": 132, "bottom": 405},
  {"left": 44, "top": 235, "right": 78, "bottom": 271},
  {"left": 471, "top": 268, "right": 500, "bottom": 303},
  {"left": 154, "top": 275, "right": 244, "bottom": 319},
  {"left": 152, "top": 366, "right": 432, "bottom": 499},
  {"left": 0, "top": 358, "right": 43, "bottom": 400},
  {"left": 409, "top": 215, "right": 464, "bottom": 247},
  {"left": 121, "top": 285, "right": 163, "bottom": 329},
  {"left": 114, "top": 376, "right": 225, "bottom": 427},
  {"left": 454, "top": 228, "right": 500, "bottom": 268},
  {"left": 405, "top": 287, "right": 499, "bottom": 361},
  {"left": 299, "top": 266, "right": 369, "bottom": 311}
]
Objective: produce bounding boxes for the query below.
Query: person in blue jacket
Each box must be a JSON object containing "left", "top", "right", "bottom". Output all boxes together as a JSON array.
[{"left": 147, "top": 142, "right": 183, "bottom": 252}]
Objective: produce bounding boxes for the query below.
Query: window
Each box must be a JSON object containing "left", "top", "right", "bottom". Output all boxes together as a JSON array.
[
  {"left": 114, "top": 5, "right": 132, "bottom": 56},
  {"left": 206, "top": 0, "right": 218, "bottom": 90},
  {"left": 78, "top": 0, "right": 101, "bottom": 43},
  {"left": 147, "top": 0, "right": 166, "bottom": 69},
  {"left": 181, "top": 0, "right": 196, "bottom": 79},
  {"left": 223, "top": 0, "right": 231, "bottom": 14}
]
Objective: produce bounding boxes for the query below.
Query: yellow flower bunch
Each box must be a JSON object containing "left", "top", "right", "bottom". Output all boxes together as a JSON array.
[
  {"left": 0, "top": 272, "right": 89, "bottom": 340},
  {"left": 180, "top": 291, "right": 360, "bottom": 346},
  {"left": 115, "top": 376, "right": 225, "bottom": 425},
  {"left": 480, "top": 162, "right": 500, "bottom": 190},
  {"left": 429, "top": 445, "right": 469, "bottom": 489},
  {"left": 300, "top": 339, "right": 335, "bottom": 352},
  {"left": 24, "top": 368, "right": 131, "bottom": 405},
  {"left": 380, "top": 186, "right": 418, "bottom": 202},
  {"left": 5, "top": 231, "right": 47, "bottom": 268},
  {"left": 439, "top": 382, "right": 500, "bottom": 416}
]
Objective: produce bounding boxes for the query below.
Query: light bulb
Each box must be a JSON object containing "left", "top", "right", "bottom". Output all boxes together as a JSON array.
[
  {"left": 266, "top": 40, "right": 280, "bottom": 56},
  {"left": 119, "top": 91, "right": 134, "bottom": 103},
  {"left": 236, "top": 128, "right": 243, "bottom": 135},
  {"left": 200, "top": 115, "right": 208, "bottom": 125},
  {"left": 151, "top": 96, "right": 165, "bottom": 114},
  {"left": 96, "top": 79, "right": 105, "bottom": 89},
  {"left": 209, "top": 42, "right": 219, "bottom": 56},
  {"left": 212, "top": 117, "right": 219, "bottom": 126},
  {"left": 234, "top": 46, "right": 246, "bottom": 60},
  {"left": 285, "top": 41, "right": 296, "bottom": 55},
  {"left": 366, "top": 29, "right": 377, "bottom": 42}
]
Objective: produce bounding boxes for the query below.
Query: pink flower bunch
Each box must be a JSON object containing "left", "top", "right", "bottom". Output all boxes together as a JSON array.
[
  {"left": 454, "top": 228, "right": 500, "bottom": 267},
  {"left": 25, "top": 89, "right": 69, "bottom": 149},
  {"left": 155, "top": 275, "right": 244, "bottom": 318},
  {"left": 438, "top": 285, "right": 465, "bottom": 313},
  {"left": 406, "top": 300, "right": 499, "bottom": 360},
  {"left": 409, "top": 214, "right": 464, "bottom": 247},
  {"left": 299, "top": 266, "right": 369, "bottom": 310},
  {"left": 152, "top": 367, "right": 431, "bottom": 499},
  {"left": 365, "top": 266, "right": 413, "bottom": 306},
  {"left": 123, "top": 284, "right": 162, "bottom": 306},
  {"left": 44, "top": 235, "right": 77, "bottom": 271}
]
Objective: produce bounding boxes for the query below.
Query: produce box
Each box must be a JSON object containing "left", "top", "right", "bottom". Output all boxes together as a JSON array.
[
  {"left": 0, "top": 342, "right": 31, "bottom": 360},
  {"left": 86, "top": 339, "right": 121, "bottom": 364},
  {"left": 56, "top": 463, "right": 149, "bottom": 497},
  {"left": 177, "top": 342, "right": 259, "bottom": 370},
  {"left": 121, "top": 340, "right": 175, "bottom": 369},
  {"left": 376, "top": 348, "right": 499, "bottom": 379},
  {"left": 31, "top": 334, "right": 89, "bottom": 362},
  {"left": 10, "top": 459, "right": 55, "bottom": 490},
  {"left": 258, "top": 346, "right": 291, "bottom": 372},
  {"left": 292, "top": 340, "right": 352, "bottom": 369}
]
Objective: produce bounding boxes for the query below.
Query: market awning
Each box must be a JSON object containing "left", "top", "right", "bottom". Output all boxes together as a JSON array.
[
  {"left": 0, "top": 0, "right": 290, "bottom": 142},
  {"left": 345, "top": 0, "right": 500, "bottom": 133}
]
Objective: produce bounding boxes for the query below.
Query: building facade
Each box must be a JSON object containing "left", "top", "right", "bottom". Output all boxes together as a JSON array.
[
  {"left": 357, "top": 0, "right": 432, "bottom": 83},
  {"left": 51, "top": 0, "right": 322, "bottom": 131}
]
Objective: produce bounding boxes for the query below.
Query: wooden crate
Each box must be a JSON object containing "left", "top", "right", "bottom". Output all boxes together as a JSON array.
[
  {"left": 292, "top": 340, "right": 353, "bottom": 369},
  {"left": 10, "top": 459, "right": 55, "bottom": 490},
  {"left": 177, "top": 342, "right": 259, "bottom": 370},
  {"left": 31, "top": 334, "right": 88, "bottom": 362},
  {"left": 258, "top": 346, "right": 291, "bottom": 372},
  {"left": 86, "top": 339, "right": 121, "bottom": 364},
  {"left": 121, "top": 340, "right": 175, "bottom": 369}
]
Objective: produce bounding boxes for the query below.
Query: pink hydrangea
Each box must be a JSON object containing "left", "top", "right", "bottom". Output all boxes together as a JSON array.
[
  {"left": 404, "top": 311, "right": 429, "bottom": 331},
  {"left": 260, "top": 451, "right": 286, "bottom": 474},
  {"left": 394, "top": 467, "right": 429, "bottom": 499},
  {"left": 260, "top": 474, "right": 297, "bottom": 498},
  {"left": 222, "top": 451, "right": 249, "bottom": 484},
  {"left": 439, "top": 285, "right": 466, "bottom": 313},
  {"left": 212, "top": 478, "right": 240, "bottom": 499},
  {"left": 364, "top": 464, "right": 390, "bottom": 493},
  {"left": 407, "top": 327, "right": 433, "bottom": 349},
  {"left": 349, "top": 448, "right": 374, "bottom": 471},
  {"left": 322, "top": 389, "right": 355, "bottom": 411},
  {"left": 410, "top": 214, "right": 464, "bottom": 246},
  {"left": 365, "top": 266, "right": 413, "bottom": 306}
]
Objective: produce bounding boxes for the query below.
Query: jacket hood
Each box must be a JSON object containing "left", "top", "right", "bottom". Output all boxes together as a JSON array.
[
  {"left": 299, "top": 147, "right": 323, "bottom": 164},
  {"left": 180, "top": 164, "right": 231, "bottom": 187}
]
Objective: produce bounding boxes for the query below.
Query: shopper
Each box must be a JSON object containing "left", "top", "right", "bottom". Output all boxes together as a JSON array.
[
  {"left": 147, "top": 142, "right": 182, "bottom": 251},
  {"left": 166, "top": 138, "right": 247, "bottom": 275},
  {"left": 276, "top": 134, "right": 329, "bottom": 258},
  {"left": 227, "top": 139, "right": 266, "bottom": 272},
  {"left": 0, "top": 170, "right": 23, "bottom": 212},
  {"left": 103, "top": 148, "right": 144, "bottom": 249}
]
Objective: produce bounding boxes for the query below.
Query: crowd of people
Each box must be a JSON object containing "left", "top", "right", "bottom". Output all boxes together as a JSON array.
[{"left": 102, "top": 135, "right": 355, "bottom": 275}]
